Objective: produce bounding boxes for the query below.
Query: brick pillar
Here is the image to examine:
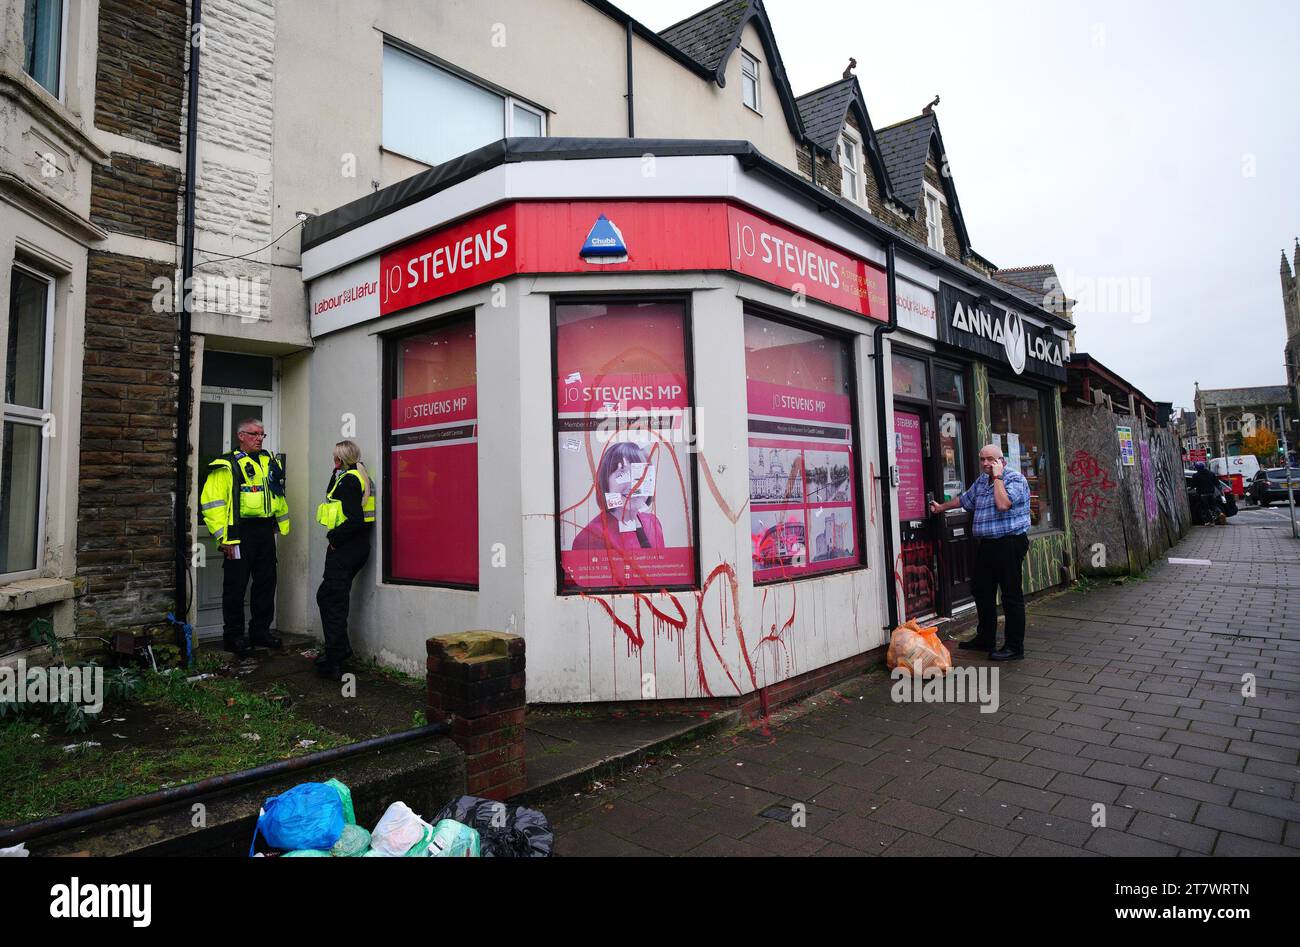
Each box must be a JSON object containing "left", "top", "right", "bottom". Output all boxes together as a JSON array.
[{"left": 426, "top": 631, "right": 526, "bottom": 800}]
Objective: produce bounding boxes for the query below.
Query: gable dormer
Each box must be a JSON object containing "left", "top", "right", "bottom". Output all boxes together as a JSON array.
[
  {"left": 876, "top": 112, "right": 974, "bottom": 263},
  {"left": 659, "top": 0, "right": 806, "bottom": 146},
  {"left": 794, "top": 74, "right": 894, "bottom": 214}
]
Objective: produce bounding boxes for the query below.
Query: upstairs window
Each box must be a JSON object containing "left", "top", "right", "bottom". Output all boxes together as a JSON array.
[
  {"left": 839, "top": 131, "right": 861, "bottom": 204},
  {"left": 22, "top": 0, "right": 64, "bottom": 98},
  {"left": 741, "top": 50, "right": 761, "bottom": 113},
  {"left": 924, "top": 185, "right": 944, "bottom": 252},
  {"left": 382, "top": 44, "right": 546, "bottom": 167}
]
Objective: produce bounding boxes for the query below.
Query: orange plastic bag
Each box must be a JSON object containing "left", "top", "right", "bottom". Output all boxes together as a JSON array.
[{"left": 886, "top": 619, "right": 952, "bottom": 676}]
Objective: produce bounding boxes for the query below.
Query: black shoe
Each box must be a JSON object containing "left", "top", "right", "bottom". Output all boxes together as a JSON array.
[
  {"left": 223, "top": 636, "right": 252, "bottom": 659},
  {"left": 250, "top": 631, "right": 283, "bottom": 649},
  {"left": 314, "top": 648, "right": 352, "bottom": 667},
  {"left": 958, "top": 638, "right": 995, "bottom": 652},
  {"left": 315, "top": 660, "right": 344, "bottom": 681},
  {"left": 990, "top": 647, "right": 1024, "bottom": 661}
]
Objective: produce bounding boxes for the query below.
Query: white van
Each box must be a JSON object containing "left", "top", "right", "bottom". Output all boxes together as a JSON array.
[{"left": 1210, "top": 455, "right": 1261, "bottom": 480}]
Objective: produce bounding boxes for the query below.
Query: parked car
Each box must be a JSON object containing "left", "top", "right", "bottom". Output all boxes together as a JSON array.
[{"left": 1248, "top": 468, "right": 1300, "bottom": 506}]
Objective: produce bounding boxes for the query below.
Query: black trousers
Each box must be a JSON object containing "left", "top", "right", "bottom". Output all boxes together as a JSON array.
[
  {"left": 222, "top": 518, "right": 277, "bottom": 641},
  {"left": 316, "top": 537, "right": 370, "bottom": 661},
  {"left": 971, "top": 533, "right": 1030, "bottom": 651}
]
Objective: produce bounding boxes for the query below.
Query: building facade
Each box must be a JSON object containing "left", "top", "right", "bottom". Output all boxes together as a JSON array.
[{"left": 1193, "top": 383, "right": 1295, "bottom": 461}]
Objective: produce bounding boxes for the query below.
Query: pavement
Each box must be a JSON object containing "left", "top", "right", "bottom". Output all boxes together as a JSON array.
[{"left": 545, "top": 507, "right": 1300, "bottom": 856}]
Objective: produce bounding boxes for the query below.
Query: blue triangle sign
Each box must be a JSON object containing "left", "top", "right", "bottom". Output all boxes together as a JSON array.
[{"left": 580, "top": 214, "right": 627, "bottom": 257}]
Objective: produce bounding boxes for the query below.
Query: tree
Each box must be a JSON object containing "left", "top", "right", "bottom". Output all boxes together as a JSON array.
[{"left": 1241, "top": 428, "right": 1278, "bottom": 465}]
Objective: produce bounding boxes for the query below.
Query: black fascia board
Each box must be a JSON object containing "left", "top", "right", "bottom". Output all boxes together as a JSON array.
[{"left": 301, "top": 136, "right": 1073, "bottom": 332}]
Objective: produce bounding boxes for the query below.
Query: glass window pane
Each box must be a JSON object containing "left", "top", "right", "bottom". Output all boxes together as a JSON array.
[
  {"left": 744, "top": 313, "right": 862, "bottom": 581},
  {"left": 937, "top": 411, "right": 967, "bottom": 502},
  {"left": 198, "top": 401, "right": 225, "bottom": 469},
  {"left": 0, "top": 421, "right": 42, "bottom": 574},
  {"left": 989, "top": 376, "right": 1057, "bottom": 530},
  {"left": 201, "top": 351, "right": 273, "bottom": 390},
  {"left": 383, "top": 46, "right": 504, "bottom": 166},
  {"left": 23, "top": 0, "right": 62, "bottom": 96},
  {"left": 933, "top": 365, "right": 964, "bottom": 404},
  {"left": 891, "top": 354, "right": 928, "bottom": 400},
  {"left": 511, "top": 104, "right": 542, "bottom": 137},
  {"left": 388, "top": 319, "right": 478, "bottom": 586},
  {"left": 7, "top": 267, "right": 49, "bottom": 409},
  {"left": 555, "top": 302, "right": 695, "bottom": 592}
]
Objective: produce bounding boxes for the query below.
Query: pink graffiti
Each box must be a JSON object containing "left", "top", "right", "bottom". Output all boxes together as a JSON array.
[{"left": 1067, "top": 449, "right": 1115, "bottom": 522}]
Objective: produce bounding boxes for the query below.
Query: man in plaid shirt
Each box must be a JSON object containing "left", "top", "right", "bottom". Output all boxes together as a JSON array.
[{"left": 929, "top": 443, "right": 1031, "bottom": 660}]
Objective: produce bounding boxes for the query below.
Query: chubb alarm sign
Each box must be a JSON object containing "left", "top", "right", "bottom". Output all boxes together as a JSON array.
[{"left": 938, "top": 283, "right": 1066, "bottom": 382}]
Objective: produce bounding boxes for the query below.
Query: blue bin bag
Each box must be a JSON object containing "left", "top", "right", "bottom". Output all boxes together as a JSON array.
[{"left": 249, "top": 782, "right": 345, "bottom": 856}]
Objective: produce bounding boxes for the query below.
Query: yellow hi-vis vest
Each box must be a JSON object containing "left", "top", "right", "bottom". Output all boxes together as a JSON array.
[
  {"left": 316, "top": 467, "right": 375, "bottom": 530},
  {"left": 200, "top": 451, "right": 290, "bottom": 544}
]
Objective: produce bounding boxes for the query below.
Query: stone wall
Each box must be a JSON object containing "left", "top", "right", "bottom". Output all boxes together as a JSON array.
[
  {"left": 90, "top": 154, "right": 181, "bottom": 242},
  {"left": 93, "top": 0, "right": 189, "bottom": 148},
  {"left": 1064, "top": 404, "right": 1191, "bottom": 577}
]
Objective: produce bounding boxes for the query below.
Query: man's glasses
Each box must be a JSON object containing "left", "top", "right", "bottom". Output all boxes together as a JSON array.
[{"left": 239, "top": 430, "right": 267, "bottom": 438}]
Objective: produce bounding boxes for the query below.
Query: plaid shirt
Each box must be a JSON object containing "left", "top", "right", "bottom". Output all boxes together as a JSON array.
[{"left": 960, "top": 468, "right": 1031, "bottom": 538}]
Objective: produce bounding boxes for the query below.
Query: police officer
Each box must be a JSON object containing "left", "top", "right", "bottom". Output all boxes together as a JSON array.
[
  {"left": 315, "top": 439, "right": 375, "bottom": 680},
  {"left": 200, "top": 418, "right": 290, "bottom": 658}
]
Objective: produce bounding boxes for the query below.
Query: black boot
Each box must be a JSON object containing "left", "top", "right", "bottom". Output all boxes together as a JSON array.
[
  {"left": 250, "top": 630, "right": 282, "bottom": 649},
  {"left": 223, "top": 636, "right": 252, "bottom": 659},
  {"left": 315, "top": 659, "right": 344, "bottom": 681}
]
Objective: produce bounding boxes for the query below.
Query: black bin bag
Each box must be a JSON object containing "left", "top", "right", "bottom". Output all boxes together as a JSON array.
[{"left": 432, "top": 795, "right": 554, "bottom": 857}]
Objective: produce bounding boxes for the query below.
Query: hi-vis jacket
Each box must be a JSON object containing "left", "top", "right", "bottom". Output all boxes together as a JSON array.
[
  {"left": 316, "top": 466, "right": 376, "bottom": 531},
  {"left": 200, "top": 450, "right": 290, "bottom": 545}
]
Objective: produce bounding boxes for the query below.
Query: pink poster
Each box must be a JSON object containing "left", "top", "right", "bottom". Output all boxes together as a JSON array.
[{"left": 894, "top": 411, "right": 927, "bottom": 521}]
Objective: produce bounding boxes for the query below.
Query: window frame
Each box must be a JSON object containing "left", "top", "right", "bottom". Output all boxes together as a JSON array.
[
  {"left": 923, "top": 182, "right": 945, "bottom": 252},
  {"left": 2, "top": 261, "right": 56, "bottom": 581},
  {"left": 381, "top": 40, "right": 548, "bottom": 167},
  {"left": 380, "top": 309, "right": 480, "bottom": 590},
  {"left": 986, "top": 371, "right": 1064, "bottom": 534},
  {"left": 839, "top": 129, "right": 862, "bottom": 205},
  {"left": 549, "top": 293, "right": 702, "bottom": 596},
  {"left": 22, "top": 0, "right": 68, "bottom": 101},
  {"left": 743, "top": 303, "right": 868, "bottom": 586},
  {"left": 740, "top": 49, "right": 761, "bottom": 114}
]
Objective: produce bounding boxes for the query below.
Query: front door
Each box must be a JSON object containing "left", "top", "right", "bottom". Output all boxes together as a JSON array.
[
  {"left": 196, "top": 392, "right": 273, "bottom": 640},
  {"left": 934, "top": 407, "right": 974, "bottom": 609},
  {"left": 894, "top": 408, "right": 939, "bottom": 619}
]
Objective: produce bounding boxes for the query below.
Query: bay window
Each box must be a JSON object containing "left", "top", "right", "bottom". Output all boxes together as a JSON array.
[
  {"left": 23, "top": 0, "right": 64, "bottom": 98},
  {"left": 988, "top": 375, "right": 1060, "bottom": 531}
]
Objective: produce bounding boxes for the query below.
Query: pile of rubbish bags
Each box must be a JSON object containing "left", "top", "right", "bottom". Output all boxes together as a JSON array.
[{"left": 249, "top": 780, "right": 553, "bottom": 857}]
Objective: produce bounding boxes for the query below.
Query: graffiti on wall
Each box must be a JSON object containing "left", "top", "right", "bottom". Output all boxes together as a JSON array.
[
  {"left": 1067, "top": 449, "right": 1116, "bottom": 521},
  {"left": 1151, "top": 431, "right": 1186, "bottom": 536},
  {"left": 1023, "top": 530, "right": 1068, "bottom": 594}
]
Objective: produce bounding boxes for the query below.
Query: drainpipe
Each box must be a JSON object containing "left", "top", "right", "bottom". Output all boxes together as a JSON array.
[
  {"left": 873, "top": 241, "right": 900, "bottom": 628},
  {"left": 625, "top": 21, "right": 634, "bottom": 137},
  {"left": 174, "top": 0, "right": 202, "bottom": 622}
]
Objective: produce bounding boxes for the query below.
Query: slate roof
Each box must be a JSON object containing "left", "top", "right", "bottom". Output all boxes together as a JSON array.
[
  {"left": 1197, "top": 386, "right": 1292, "bottom": 407},
  {"left": 795, "top": 78, "right": 857, "bottom": 152},
  {"left": 660, "top": 0, "right": 750, "bottom": 73},
  {"left": 994, "top": 264, "right": 1074, "bottom": 311},
  {"left": 875, "top": 114, "right": 934, "bottom": 212}
]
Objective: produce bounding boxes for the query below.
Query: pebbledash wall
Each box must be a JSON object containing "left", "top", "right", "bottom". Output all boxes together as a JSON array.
[{"left": 1063, "top": 405, "right": 1190, "bottom": 577}]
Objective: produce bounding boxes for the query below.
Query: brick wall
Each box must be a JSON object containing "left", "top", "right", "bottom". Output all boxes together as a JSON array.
[
  {"left": 91, "top": 154, "right": 181, "bottom": 242},
  {"left": 796, "top": 145, "right": 843, "bottom": 198},
  {"left": 75, "top": 252, "right": 180, "bottom": 636},
  {"left": 94, "top": 0, "right": 188, "bottom": 148}
]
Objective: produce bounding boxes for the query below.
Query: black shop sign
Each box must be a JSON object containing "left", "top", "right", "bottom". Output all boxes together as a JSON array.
[{"left": 937, "top": 283, "right": 1067, "bottom": 382}]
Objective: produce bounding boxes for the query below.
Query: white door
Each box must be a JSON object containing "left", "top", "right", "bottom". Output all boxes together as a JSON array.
[{"left": 196, "top": 391, "right": 275, "bottom": 640}]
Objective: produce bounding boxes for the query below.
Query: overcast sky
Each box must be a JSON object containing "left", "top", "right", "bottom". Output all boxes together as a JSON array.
[{"left": 620, "top": 0, "right": 1300, "bottom": 412}]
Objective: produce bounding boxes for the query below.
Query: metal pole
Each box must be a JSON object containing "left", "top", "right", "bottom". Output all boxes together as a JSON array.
[{"left": 1279, "top": 406, "right": 1297, "bottom": 538}]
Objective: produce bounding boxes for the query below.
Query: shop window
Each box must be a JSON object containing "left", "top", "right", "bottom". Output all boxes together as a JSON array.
[
  {"left": 891, "top": 353, "right": 928, "bottom": 401},
  {"left": 554, "top": 300, "right": 697, "bottom": 593},
  {"left": 382, "top": 44, "right": 546, "bottom": 167},
  {"left": 23, "top": 0, "right": 64, "bottom": 98},
  {"left": 745, "top": 312, "right": 863, "bottom": 582},
  {"left": 989, "top": 375, "right": 1060, "bottom": 531},
  {"left": 2, "top": 264, "right": 54, "bottom": 578},
  {"left": 741, "top": 50, "right": 761, "bottom": 112},
  {"left": 933, "top": 364, "right": 965, "bottom": 405},
  {"left": 385, "top": 317, "right": 478, "bottom": 586}
]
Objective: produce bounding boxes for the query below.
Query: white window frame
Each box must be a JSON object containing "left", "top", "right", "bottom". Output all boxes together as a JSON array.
[
  {"left": 740, "top": 50, "right": 761, "bottom": 114},
  {"left": 382, "top": 42, "right": 547, "bottom": 167},
  {"left": 2, "top": 261, "right": 56, "bottom": 582},
  {"left": 923, "top": 182, "right": 946, "bottom": 252},
  {"left": 839, "top": 129, "right": 863, "bottom": 206},
  {"left": 21, "top": 0, "right": 69, "bottom": 101}
]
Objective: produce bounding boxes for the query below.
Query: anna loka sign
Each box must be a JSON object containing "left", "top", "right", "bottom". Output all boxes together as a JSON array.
[{"left": 938, "top": 283, "right": 1067, "bottom": 382}]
